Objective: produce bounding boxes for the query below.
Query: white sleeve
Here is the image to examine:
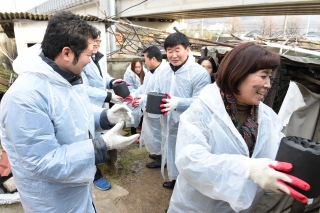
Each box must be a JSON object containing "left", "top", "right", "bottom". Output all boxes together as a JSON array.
[{"left": 175, "top": 100, "right": 257, "bottom": 212}]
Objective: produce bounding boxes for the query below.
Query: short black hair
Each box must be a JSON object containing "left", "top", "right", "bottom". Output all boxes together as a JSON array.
[
  {"left": 95, "top": 27, "right": 101, "bottom": 37},
  {"left": 143, "top": 46, "right": 162, "bottom": 62},
  {"left": 41, "top": 11, "right": 98, "bottom": 64},
  {"left": 164, "top": 32, "right": 190, "bottom": 50}
]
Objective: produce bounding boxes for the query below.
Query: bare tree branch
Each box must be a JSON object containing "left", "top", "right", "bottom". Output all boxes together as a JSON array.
[
  {"left": 286, "top": 16, "right": 305, "bottom": 36},
  {"left": 224, "top": 17, "right": 242, "bottom": 34}
]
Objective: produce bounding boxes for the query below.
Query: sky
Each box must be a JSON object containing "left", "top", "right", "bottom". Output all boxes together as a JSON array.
[{"left": 0, "top": 0, "right": 47, "bottom": 12}]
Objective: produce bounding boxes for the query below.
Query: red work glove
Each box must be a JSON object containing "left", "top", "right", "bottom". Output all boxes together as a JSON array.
[
  {"left": 122, "top": 94, "right": 133, "bottom": 104},
  {"left": 160, "top": 92, "right": 179, "bottom": 116},
  {"left": 132, "top": 96, "right": 142, "bottom": 108},
  {"left": 113, "top": 79, "right": 131, "bottom": 86},
  {"left": 249, "top": 158, "right": 310, "bottom": 203}
]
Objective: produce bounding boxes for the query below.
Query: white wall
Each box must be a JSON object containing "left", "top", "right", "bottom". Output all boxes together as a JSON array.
[
  {"left": 14, "top": 20, "right": 47, "bottom": 54},
  {"left": 0, "top": 32, "right": 6, "bottom": 43},
  {"left": 13, "top": 20, "right": 107, "bottom": 55}
]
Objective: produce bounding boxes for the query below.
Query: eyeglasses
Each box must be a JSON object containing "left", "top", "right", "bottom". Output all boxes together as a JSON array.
[{"left": 94, "top": 39, "right": 102, "bottom": 44}]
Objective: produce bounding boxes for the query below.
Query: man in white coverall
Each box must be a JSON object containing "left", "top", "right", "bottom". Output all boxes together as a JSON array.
[
  {"left": 82, "top": 27, "right": 132, "bottom": 190},
  {"left": 82, "top": 28, "right": 127, "bottom": 108},
  {"left": 132, "top": 46, "right": 169, "bottom": 168},
  {"left": 0, "top": 11, "right": 139, "bottom": 213},
  {"left": 154, "top": 33, "right": 211, "bottom": 189}
]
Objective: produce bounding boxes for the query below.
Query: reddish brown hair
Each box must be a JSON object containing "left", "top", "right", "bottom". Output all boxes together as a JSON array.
[
  {"left": 215, "top": 42, "right": 280, "bottom": 94},
  {"left": 130, "top": 58, "right": 145, "bottom": 84}
]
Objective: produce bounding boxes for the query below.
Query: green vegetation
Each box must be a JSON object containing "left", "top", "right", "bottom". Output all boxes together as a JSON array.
[
  {"left": 0, "top": 67, "right": 17, "bottom": 93},
  {"left": 128, "top": 147, "right": 148, "bottom": 158},
  {"left": 180, "top": 29, "right": 216, "bottom": 40},
  {"left": 306, "top": 55, "right": 320, "bottom": 59},
  {"left": 118, "top": 157, "right": 133, "bottom": 169}
]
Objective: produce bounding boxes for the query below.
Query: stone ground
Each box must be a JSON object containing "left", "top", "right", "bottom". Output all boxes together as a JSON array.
[{"left": 0, "top": 128, "right": 173, "bottom": 213}]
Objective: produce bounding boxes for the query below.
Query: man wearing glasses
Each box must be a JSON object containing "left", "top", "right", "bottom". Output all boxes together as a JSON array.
[{"left": 82, "top": 28, "right": 132, "bottom": 191}]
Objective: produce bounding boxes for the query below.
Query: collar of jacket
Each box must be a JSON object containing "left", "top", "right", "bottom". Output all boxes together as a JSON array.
[
  {"left": 39, "top": 52, "right": 83, "bottom": 86},
  {"left": 169, "top": 56, "right": 188, "bottom": 72},
  {"left": 198, "top": 83, "right": 258, "bottom": 156},
  {"left": 92, "top": 51, "right": 104, "bottom": 63},
  {"left": 150, "top": 63, "right": 161, "bottom": 74}
]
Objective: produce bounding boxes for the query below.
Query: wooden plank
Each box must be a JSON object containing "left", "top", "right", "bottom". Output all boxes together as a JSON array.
[{"left": 0, "top": 77, "right": 9, "bottom": 86}]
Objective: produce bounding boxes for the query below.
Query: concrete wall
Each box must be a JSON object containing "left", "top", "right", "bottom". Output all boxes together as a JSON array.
[
  {"left": 130, "top": 20, "right": 185, "bottom": 33},
  {"left": 62, "top": 1, "right": 186, "bottom": 49},
  {"left": 0, "top": 32, "right": 6, "bottom": 43},
  {"left": 13, "top": 20, "right": 107, "bottom": 56},
  {"left": 13, "top": 20, "right": 47, "bottom": 55},
  {"left": 107, "top": 57, "right": 145, "bottom": 80},
  {"left": 117, "top": 0, "right": 320, "bottom": 18}
]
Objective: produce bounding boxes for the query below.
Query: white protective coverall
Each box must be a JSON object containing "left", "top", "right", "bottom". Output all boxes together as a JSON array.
[
  {"left": 123, "top": 64, "right": 147, "bottom": 93},
  {"left": 0, "top": 45, "right": 100, "bottom": 213},
  {"left": 82, "top": 52, "right": 114, "bottom": 108},
  {"left": 153, "top": 55, "right": 211, "bottom": 180},
  {"left": 135, "top": 61, "right": 170, "bottom": 155},
  {"left": 168, "top": 83, "right": 285, "bottom": 213},
  {"left": 123, "top": 65, "right": 146, "bottom": 128}
]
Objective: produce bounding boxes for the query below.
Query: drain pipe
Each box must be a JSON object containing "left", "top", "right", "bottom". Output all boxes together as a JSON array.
[
  {"left": 108, "top": 0, "right": 116, "bottom": 53},
  {"left": 99, "top": 0, "right": 116, "bottom": 54}
]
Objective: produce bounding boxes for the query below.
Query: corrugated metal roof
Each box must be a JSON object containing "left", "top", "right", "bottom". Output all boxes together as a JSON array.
[{"left": 0, "top": 12, "right": 102, "bottom": 22}]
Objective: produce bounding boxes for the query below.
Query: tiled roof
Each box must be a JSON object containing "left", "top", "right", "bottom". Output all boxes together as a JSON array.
[
  {"left": 0, "top": 12, "right": 103, "bottom": 38},
  {"left": 0, "top": 12, "right": 102, "bottom": 22}
]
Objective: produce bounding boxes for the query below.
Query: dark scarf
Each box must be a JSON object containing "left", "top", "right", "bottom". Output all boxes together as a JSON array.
[
  {"left": 92, "top": 51, "right": 104, "bottom": 77},
  {"left": 220, "top": 90, "right": 259, "bottom": 156}
]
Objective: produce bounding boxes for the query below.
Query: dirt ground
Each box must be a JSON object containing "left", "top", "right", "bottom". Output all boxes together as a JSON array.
[
  {"left": 1, "top": 127, "right": 173, "bottom": 213},
  {"left": 99, "top": 127, "right": 173, "bottom": 213}
]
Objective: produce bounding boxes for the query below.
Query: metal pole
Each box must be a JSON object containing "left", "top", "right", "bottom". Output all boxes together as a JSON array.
[
  {"left": 306, "top": 15, "right": 311, "bottom": 36},
  {"left": 98, "top": 0, "right": 116, "bottom": 53},
  {"left": 201, "top": 18, "right": 204, "bottom": 38},
  {"left": 283, "top": 15, "right": 287, "bottom": 38},
  {"left": 108, "top": 0, "right": 116, "bottom": 52}
]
